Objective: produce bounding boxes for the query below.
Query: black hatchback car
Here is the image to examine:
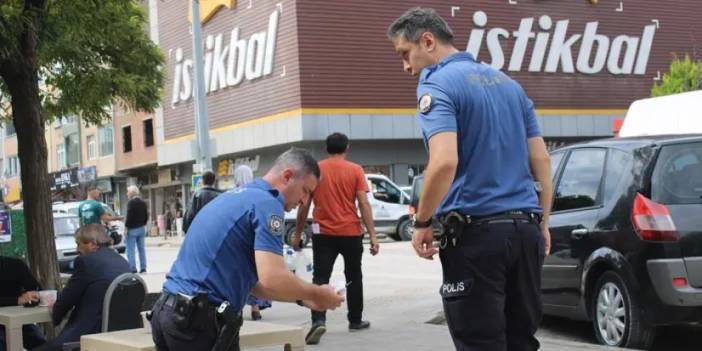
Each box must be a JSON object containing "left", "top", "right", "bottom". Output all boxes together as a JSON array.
[{"left": 542, "top": 135, "right": 702, "bottom": 349}]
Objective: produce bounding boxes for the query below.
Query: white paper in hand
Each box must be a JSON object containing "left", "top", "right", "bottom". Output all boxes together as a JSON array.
[{"left": 332, "top": 280, "right": 348, "bottom": 295}]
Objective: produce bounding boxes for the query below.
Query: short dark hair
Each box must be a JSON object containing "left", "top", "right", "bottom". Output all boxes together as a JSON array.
[
  {"left": 273, "top": 147, "right": 321, "bottom": 180},
  {"left": 87, "top": 183, "right": 98, "bottom": 192},
  {"left": 326, "top": 133, "right": 349, "bottom": 154},
  {"left": 387, "top": 7, "right": 454, "bottom": 44},
  {"left": 202, "top": 171, "right": 216, "bottom": 186}
]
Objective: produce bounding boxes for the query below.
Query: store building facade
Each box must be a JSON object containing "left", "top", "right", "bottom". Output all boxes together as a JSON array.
[{"left": 150, "top": 0, "right": 702, "bottom": 186}]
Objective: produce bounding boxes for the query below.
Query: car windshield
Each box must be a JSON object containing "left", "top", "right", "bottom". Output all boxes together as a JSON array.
[
  {"left": 652, "top": 142, "right": 702, "bottom": 204},
  {"left": 54, "top": 217, "right": 80, "bottom": 237}
]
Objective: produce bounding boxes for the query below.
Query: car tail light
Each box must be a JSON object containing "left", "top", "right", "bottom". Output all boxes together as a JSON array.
[
  {"left": 672, "top": 277, "right": 688, "bottom": 288},
  {"left": 409, "top": 205, "right": 416, "bottom": 215},
  {"left": 632, "top": 193, "right": 678, "bottom": 241}
]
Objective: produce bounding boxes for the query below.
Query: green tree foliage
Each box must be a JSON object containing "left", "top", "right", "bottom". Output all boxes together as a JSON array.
[
  {"left": 651, "top": 55, "right": 702, "bottom": 97},
  {"left": 0, "top": 0, "right": 164, "bottom": 290}
]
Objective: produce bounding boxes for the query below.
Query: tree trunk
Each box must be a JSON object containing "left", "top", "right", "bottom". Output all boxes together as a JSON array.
[
  {"left": 2, "top": 67, "right": 60, "bottom": 291},
  {"left": 0, "top": 0, "right": 59, "bottom": 291}
]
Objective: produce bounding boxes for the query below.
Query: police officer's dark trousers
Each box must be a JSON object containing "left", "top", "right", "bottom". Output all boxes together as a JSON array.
[
  {"left": 311, "top": 234, "right": 364, "bottom": 324},
  {"left": 439, "top": 217, "right": 545, "bottom": 351},
  {"left": 150, "top": 294, "right": 235, "bottom": 351}
]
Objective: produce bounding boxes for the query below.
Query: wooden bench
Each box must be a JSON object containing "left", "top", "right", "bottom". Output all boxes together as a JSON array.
[{"left": 80, "top": 321, "right": 305, "bottom": 351}]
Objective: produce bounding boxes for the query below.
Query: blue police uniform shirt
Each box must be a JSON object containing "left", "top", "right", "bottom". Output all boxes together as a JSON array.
[
  {"left": 163, "top": 178, "right": 285, "bottom": 311},
  {"left": 416, "top": 52, "right": 542, "bottom": 217}
]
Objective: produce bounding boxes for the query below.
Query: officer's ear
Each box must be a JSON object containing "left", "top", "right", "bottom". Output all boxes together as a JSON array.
[
  {"left": 282, "top": 168, "right": 295, "bottom": 183},
  {"left": 420, "top": 32, "right": 436, "bottom": 52}
]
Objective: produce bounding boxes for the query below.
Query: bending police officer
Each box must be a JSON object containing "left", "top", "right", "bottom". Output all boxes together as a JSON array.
[
  {"left": 388, "top": 8, "right": 553, "bottom": 351},
  {"left": 150, "top": 148, "right": 345, "bottom": 351}
]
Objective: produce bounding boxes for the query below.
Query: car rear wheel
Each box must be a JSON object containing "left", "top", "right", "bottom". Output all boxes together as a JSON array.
[
  {"left": 397, "top": 219, "right": 412, "bottom": 241},
  {"left": 285, "top": 223, "right": 311, "bottom": 248},
  {"left": 591, "top": 271, "right": 655, "bottom": 349}
]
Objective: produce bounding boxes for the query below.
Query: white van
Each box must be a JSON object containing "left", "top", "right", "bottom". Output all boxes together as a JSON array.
[
  {"left": 619, "top": 90, "right": 702, "bottom": 137},
  {"left": 283, "top": 174, "right": 411, "bottom": 246}
]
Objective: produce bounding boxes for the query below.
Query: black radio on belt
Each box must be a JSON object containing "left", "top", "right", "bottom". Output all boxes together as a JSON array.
[
  {"left": 172, "top": 292, "right": 211, "bottom": 330},
  {"left": 212, "top": 301, "right": 243, "bottom": 351}
]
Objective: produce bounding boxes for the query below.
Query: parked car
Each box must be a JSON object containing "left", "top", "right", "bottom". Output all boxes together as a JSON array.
[
  {"left": 53, "top": 201, "right": 126, "bottom": 253},
  {"left": 406, "top": 174, "right": 444, "bottom": 241},
  {"left": 54, "top": 213, "right": 82, "bottom": 273},
  {"left": 283, "top": 174, "right": 411, "bottom": 245},
  {"left": 542, "top": 135, "right": 702, "bottom": 349}
]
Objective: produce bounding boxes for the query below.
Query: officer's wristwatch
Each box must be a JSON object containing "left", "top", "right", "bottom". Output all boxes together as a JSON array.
[{"left": 411, "top": 214, "right": 433, "bottom": 228}]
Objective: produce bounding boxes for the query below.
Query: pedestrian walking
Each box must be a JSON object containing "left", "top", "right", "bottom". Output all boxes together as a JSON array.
[
  {"left": 293, "top": 132, "right": 380, "bottom": 345},
  {"left": 388, "top": 8, "right": 553, "bottom": 351},
  {"left": 183, "top": 170, "right": 222, "bottom": 233},
  {"left": 125, "top": 185, "right": 148, "bottom": 273},
  {"left": 150, "top": 148, "right": 344, "bottom": 351}
]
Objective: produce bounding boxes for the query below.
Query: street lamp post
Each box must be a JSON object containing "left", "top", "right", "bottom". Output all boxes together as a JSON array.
[{"left": 191, "top": 0, "right": 212, "bottom": 173}]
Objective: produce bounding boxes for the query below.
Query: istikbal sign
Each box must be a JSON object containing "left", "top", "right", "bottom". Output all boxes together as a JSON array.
[
  {"left": 171, "top": 8, "right": 280, "bottom": 106},
  {"left": 169, "top": 7, "right": 658, "bottom": 106},
  {"left": 466, "top": 10, "right": 656, "bottom": 75}
]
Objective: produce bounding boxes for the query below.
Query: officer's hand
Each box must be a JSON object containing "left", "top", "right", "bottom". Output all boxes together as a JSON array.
[
  {"left": 292, "top": 233, "right": 303, "bottom": 251},
  {"left": 542, "top": 226, "right": 551, "bottom": 256},
  {"left": 369, "top": 237, "right": 380, "bottom": 256},
  {"left": 412, "top": 226, "right": 438, "bottom": 260},
  {"left": 307, "top": 285, "right": 344, "bottom": 311}
]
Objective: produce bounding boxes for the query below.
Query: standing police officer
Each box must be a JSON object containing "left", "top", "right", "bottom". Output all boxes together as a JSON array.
[
  {"left": 388, "top": 8, "right": 553, "bottom": 351},
  {"left": 150, "top": 148, "right": 345, "bottom": 351}
]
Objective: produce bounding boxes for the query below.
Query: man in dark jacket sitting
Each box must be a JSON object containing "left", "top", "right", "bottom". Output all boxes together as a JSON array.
[
  {"left": 183, "top": 170, "right": 222, "bottom": 233},
  {"left": 0, "top": 256, "right": 46, "bottom": 351},
  {"left": 35, "top": 224, "right": 130, "bottom": 351}
]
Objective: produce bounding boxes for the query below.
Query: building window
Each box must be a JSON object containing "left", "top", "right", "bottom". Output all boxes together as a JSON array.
[
  {"left": 5, "top": 123, "right": 16, "bottom": 137},
  {"left": 122, "top": 125, "right": 132, "bottom": 153},
  {"left": 6, "top": 156, "right": 19, "bottom": 177},
  {"left": 99, "top": 125, "right": 113, "bottom": 156},
  {"left": 65, "top": 133, "right": 80, "bottom": 166},
  {"left": 57, "top": 144, "right": 67, "bottom": 169},
  {"left": 143, "top": 119, "right": 154, "bottom": 147},
  {"left": 87, "top": 135, "right": 97, "bottom": 160}
]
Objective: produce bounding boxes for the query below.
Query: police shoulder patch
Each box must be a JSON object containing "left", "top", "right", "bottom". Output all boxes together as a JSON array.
[
  {"left": 418, "top": 93, "right": 432, "bottom": 114},
  {"left": 268, "top": 214, "right": 284, "bottom": 235}
]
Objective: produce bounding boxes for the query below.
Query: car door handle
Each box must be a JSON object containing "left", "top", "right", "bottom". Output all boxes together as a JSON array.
[{"left": 571, "top": 228, "right": 588, "bottom": 239}]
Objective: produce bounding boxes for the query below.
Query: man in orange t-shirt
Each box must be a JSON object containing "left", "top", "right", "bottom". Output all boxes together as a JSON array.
[{"left": 293, "top": 132, "right": 380, "bottom": 345}]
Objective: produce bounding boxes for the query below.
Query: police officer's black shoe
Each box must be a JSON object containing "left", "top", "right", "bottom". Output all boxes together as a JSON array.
[
  {"left": 348, "top": 320, "right": 370, "bottom": 331},
  {"left": 305, "top": 322, "right": 326, "bottom": 345}
]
